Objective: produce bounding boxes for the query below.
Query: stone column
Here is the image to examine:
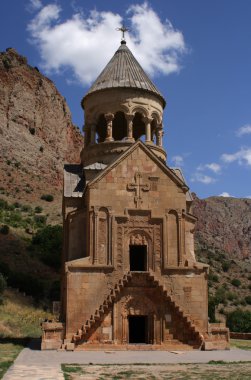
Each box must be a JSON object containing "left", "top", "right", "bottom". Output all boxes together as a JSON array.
[
  {"left": 163, "top": 213, "right": 168, "bottom": 269},
  {"left": 178, "top": 212, "right": 183, "bottom": 266},
  {"left": 143, "top": 117, "right": 152, "bottom": 143},
  {"left": 93, "top": 208, "right": 99, "bottom": 264},
  {"left": 125, "top": 114, "right": 134, "bottom": 142},
  {"left": 105, "top": 113, "right": 114, "bottom": 142},
  {"left": 156, "top": 127, "right": 164, "bottom": 147},
  {"left": 90, "top": 124, "right": 96, "bottom": 144},
  {"left": 122, "top": 314, "right": 127, "bottom": 344},
  {"left": 107, "top": 210, "right": 113, "bottom": 265}
]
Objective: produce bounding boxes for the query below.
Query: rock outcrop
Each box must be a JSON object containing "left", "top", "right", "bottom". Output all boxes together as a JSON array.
[
  {"left": 0, "top": 48, "right": 84, "bottom": 204},
  {"left": 192, "top": 195, "right": 251, "bottom": 260}
]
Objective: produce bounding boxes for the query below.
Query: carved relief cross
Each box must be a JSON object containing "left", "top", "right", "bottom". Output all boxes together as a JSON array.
[{"left": 127, "top": 172, "right": 150, "bottom": 208}]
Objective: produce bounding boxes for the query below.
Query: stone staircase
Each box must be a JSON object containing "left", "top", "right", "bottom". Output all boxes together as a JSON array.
[
  {"left": 72, "top": 271, "right": 133, "bottom": 344},
  {"left": 71, "top": 270, "right": 204, "bottom": 349},
  {"left": 146, "top": 270, "right": 204, "bottom": 348}
]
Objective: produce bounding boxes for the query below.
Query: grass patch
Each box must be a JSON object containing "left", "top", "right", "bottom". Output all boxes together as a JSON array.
[
  {"left": 0, "top": 289, "right": 54, "bottom": 339},
  {"left": 231, "top": 339, "right": 251, "bottom": 350},
  {"left": 61, "top": 363, "right": 251, "bottom": 380},
  {"left": 0, "top": 342, "right": 24, "bottom": 379}
]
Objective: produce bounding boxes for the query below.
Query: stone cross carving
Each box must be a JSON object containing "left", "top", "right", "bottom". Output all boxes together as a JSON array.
[{"left": 127, "top": 172, "right": 150, "bottom": 208}]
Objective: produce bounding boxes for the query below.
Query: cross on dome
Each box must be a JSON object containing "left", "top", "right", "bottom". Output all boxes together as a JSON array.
[{"left": 116, "top": 24, "right": 129, "bottom": 43}]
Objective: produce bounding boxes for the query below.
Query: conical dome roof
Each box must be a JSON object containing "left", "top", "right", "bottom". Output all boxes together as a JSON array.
[{"left": 84, "top": 41, "right": 165, "bottom": 106}]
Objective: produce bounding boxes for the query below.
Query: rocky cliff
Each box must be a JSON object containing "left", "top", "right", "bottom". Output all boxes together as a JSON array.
[
  {"left": 192, "top": 195, "right": 251, "bottom": 261},
  {"left": 0, "top": 48, "right": 84, "bottom": 208}
]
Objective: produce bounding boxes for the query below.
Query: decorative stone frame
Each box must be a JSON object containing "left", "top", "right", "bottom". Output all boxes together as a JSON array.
[{"left": 115, "top": 210, "right": 162, "bottom": 272}]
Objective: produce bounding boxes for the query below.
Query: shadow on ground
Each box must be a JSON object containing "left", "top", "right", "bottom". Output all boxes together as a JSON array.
[{"left": 0, "top": 337, "right": 41, "bottom": 350}]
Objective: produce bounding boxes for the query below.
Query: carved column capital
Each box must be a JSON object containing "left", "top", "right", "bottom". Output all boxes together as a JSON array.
[
  {"left": 125, "top": 113, "right": 134, "bottom": 122},
  {"left": 104, "top": 113, "right": 114, "bottom": 122}
]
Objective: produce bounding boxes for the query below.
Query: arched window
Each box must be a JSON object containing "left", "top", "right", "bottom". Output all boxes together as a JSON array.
[
  {"left": 133, "top": 112, "right": 145, "bottom": 141},
  {"left": 151, "top": 119, "right": 157, "bottom": 144},
  {"left": 113, "top": 111, "right": 127, "bottom": 141},
  {"left": 96, "top": 114, "right": 106, "bottom": 143}
]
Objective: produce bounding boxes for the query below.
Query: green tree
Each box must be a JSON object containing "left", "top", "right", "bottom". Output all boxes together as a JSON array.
[{"left": 226, "top": 309, "right": 251, "bottom": 332}]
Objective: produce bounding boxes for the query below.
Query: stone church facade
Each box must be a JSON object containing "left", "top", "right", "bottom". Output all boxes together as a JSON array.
[{"left": 42, "top": 39, "right": 229, "bottom": 350}]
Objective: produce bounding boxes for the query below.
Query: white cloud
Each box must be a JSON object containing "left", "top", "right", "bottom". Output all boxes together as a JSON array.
[
  {"left": 236, "top": 124, "right": 251, "bottom": 137},
  {"left": 197, "top": 162, "right": 221, "bottom": 174},
  {"left": 221, "top": 147, "right": 251, "bottom": 166},
  {"left": 219, "top": 192, "right": 232, "bottom": 197},
  {"left": 27, "top": 2, "right": 186, "bottom": 85},
  {"left": 191, "top": 173, "right": 216, "bottom": 184},
  {"left": 172, "top": 155, "right": 184, "bottom": 167},
  {"left": 28, "top": 0, "right": 43, "bottom": 12}
]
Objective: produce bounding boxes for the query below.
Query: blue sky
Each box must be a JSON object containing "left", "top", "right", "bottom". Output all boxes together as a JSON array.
[{"left": 1, "top": 0, "right": 251, "bottom": 199}]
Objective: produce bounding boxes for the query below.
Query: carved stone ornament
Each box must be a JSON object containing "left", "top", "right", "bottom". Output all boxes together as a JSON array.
[
  {"left": 130, "top": 233, "right": 147, "bottom": 245},
  {"left": 127, "top": 172, "right": 150, "bottom": 208}
]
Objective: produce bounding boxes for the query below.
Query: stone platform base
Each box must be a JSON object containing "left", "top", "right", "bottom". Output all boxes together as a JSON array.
[
  {"left": 202, "top": 341, "right": 230, "bottom": 351},
  {"left": 74, "top": 343, "right": 197, "bottom": 351}
]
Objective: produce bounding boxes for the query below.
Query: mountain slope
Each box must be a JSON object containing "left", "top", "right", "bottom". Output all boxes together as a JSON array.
[
  {"left": 0, "top": 48, "right": 84, "bottom": 218},
  {"left": 192, "top": 195, "right": 251, "bottom": 260}
]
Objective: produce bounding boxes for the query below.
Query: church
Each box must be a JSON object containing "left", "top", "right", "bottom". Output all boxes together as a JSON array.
[{"left": 42, "top": 35, "right": 229, "bottom": 350}]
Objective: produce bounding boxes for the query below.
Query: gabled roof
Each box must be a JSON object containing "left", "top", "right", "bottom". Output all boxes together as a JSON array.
[
  {"left": 87, "top": 141, "right": 188, "bottom": 192},
  {"left": 84, "top": 41, "right": 165, "bottom": 107},
  {"left": 172, "top": 168, "right": 193, "bottom": 202},
  {"left": 64, "top": 164, "right": 84, "bottom": 197}
]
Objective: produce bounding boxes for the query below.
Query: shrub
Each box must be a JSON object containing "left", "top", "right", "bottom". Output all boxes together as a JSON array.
[
  {"left": 0, "top": 273, "right": 7, "bottom": 294},
  {"left": 39, "top": 146, "right": 44, "bottom": 152},
  {"left": 214, "top": 287, "right": 227, "bottom": 306},
  {"left": 0, "top": 224, "right": 9, "bottom": 234},
  {"left": 248, "top": 275, "right": 251, "bottom": 281},
  {"left": 0, "top": 262, "right": 11, "bottom": 278},
  {"left": 34, "top": 206, "right": 43, "bottom": 214},
  {"left": 40, "top": 194, "right": 54, "bottom": 202},
  {"left": 245, "top": 296, "right": 251, "bottom": 305},
  {"left": 226, "top": 309, "right": 251, "bottom": 333},
  {"left": 208, "top": 272, "right": 219, "bottom": 283},
  {"left": 34, "top": 215, "right": 47, "bottom": 228},
  {"left": 0, "top": 199, "right": 8, "bottom": 210},
  {"left": 7, "top": 271, "right": 44, "bottom": 301},
  {"left": 29, "top": 127, "right": 35, "bottom": 135},
  {"left": 0, "top": 273, "right": 7, "bottom": 304},
  {"left": 227, "top": 292, "right": 237, "bottom": 301},
  {"left": 231, "top": 279, "right": 241, "bottom": 287},
  {"left": 21, "top": 204, "right": 32, "bottom": 212},
  {"left": 29, "top": 225, "right": 62, "bottom": 270},
  {"left": 49, "top": 280, "right": 60, "bottom": 301},
  {"left": 240, "top": 299, "right": 247, "bottom": 306},
  {"left": 222, "top": 261, "right": 231, "bottom": 272},
  {"left": 208, "top": 296, "right": 217, "bottom": 323}
]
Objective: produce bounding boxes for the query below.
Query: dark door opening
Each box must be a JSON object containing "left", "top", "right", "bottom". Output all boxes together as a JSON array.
[
  {"left": 128, "top": 316, "right": 148, "bottom": 343},
  {"left": 129, "top": 245, "right": 147, "bottom": 271}
]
